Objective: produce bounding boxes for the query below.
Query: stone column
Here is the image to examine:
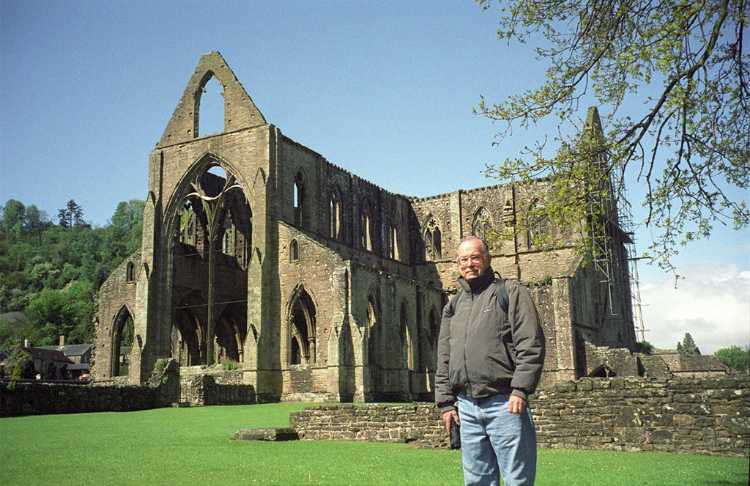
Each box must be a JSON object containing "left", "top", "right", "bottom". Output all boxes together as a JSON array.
[{"left": 552, "top": 277, "right": 577, "bottom": 381}]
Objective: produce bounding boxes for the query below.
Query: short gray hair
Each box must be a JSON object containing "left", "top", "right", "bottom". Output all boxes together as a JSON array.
[{"left": 458, "top": 236, "right": 491, "bottom": 259}]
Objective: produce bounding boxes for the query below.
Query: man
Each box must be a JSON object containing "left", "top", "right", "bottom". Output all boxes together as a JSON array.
[{"left": 435, "top": 236, "right": 545, "bottom": 486}]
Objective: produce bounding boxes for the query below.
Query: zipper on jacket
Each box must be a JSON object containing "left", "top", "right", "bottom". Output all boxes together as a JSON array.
[{"left": 462, "top": 291, "right": 472, "bottom": 396}]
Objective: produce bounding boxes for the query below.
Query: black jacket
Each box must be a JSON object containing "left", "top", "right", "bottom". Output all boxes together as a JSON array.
[{"left": 434, "top": 267, "right": 545, "bottom": 412}]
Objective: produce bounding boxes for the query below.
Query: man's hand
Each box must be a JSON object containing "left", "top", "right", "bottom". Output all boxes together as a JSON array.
[
  {"left": 508, "top": 395, "right": 525, "bottom": 415},
  {"left": 442, "top": 409, "right": 460, "bottom": 433}
]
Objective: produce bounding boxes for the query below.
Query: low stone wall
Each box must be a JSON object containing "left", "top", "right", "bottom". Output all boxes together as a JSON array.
[
  {"left": 291, "top": 403, "right": 448, "bottom": 447},
  {"left": 0, "top": 358, "right": 180, "bottom": 417},
  {"left": 180, "top": 373, "right": 255, "bottom": 406},
  {"left": 290, "top": 376, "right": 750, "bottom": 456},
  {"left": 0, "top": 382, "right": 157, "bottom": 417}
]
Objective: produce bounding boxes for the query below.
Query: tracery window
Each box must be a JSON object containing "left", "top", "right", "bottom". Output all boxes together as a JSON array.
[
  {"left": 471, "top": 207, "right": 493, "bottom": 246},
  {"left": 424, "top": 218, "right": 442, "bottom": 260}
]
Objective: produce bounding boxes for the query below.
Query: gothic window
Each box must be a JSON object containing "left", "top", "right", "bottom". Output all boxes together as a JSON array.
[
  {"left": 290, "top": 239, "right": 299, "bottom": 262},
  {"left": 367, "top": 296, "right": 382, "bottom": 370},
  {"left": 288, "top": 288, "right": 316, "bottom": 366},
  {"left": 329, "top": 190, "right": 342, "bottom": 240},
  {"left": 525, "top": 199, "right": 548, "bottom": 250},
  {"left": 400, "top": 303, "right": 414, "bottom": 371},
  {"left": 126, "top": 262, "right": 135, "bottom": 282},
  {"left": 424, "top": 218, "right": 442, "bottom": 261},
  {"left": 196, "top": 74, "right": 224, "bottom": 137},
  {"left": 360, "top": 202, "right": 373, "bottom": 252},
  {"left": 471, "top": 207, "right": 493, "bottom": 246},
  {"left": 388, "top": 224, "right": 400, "bottom": 261},
  {"left": 293, "top": 172, "right": 304, "bottom": 226}
]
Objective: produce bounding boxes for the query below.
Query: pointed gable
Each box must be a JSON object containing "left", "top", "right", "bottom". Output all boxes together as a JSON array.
[{"left": 157, "top": 51, "right": 267, "bottom": 148}]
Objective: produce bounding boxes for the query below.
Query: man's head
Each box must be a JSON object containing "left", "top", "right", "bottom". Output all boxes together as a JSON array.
[{"left": 456, "top": 236, "right": 490, "bottom": 281}]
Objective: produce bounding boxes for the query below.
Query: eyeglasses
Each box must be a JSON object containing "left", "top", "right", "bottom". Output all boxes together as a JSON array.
[{"left": 457, "top": 255, "right": 483, "bottom": 265}]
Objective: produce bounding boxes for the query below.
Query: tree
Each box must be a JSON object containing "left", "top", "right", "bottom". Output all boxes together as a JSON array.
[
  {"left": 677, "top": 332, "right": 701, "bottom": 356},
  {"left": 1, "top": 199, "right": 26, "bottom": 238},
  {"left": 714, "top": 345, "right": 750, "bottom": 371},
  {"left": 476, "top": 0, "right": 749, "bottom": 271},
  {"left": 57, "top": 199, "right": 85, "bottom": 228}
]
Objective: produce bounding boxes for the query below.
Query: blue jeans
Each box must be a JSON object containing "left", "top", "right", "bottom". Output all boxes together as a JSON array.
[{"left": 457, "top": 393, "right": 537, "bottom": 486}]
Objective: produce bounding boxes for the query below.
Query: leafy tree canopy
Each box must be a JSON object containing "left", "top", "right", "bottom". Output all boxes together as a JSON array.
[
  {"left": 477, "top": 0, "right": 749, "bottom": 271},
  {"left": 0, "top": 198, "right": 143, "bottom": 353},
  {"left": 714, "top": 345, "right": 750, "bottom": 371}
]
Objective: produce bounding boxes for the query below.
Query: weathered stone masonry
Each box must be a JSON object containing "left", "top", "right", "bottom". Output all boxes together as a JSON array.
[
  {"left": 290, "top": 376, "right": 750, "bottom": 457},
  {"left": 94, "top": 51, "right": 641, "bottom": 403}
]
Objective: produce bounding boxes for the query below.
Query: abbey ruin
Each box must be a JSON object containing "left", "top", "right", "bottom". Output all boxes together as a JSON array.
[{"left": 93, "top": 52, "right": 640, "bottom": 402}]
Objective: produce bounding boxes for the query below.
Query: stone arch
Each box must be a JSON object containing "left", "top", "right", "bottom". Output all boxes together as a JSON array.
[
  {"left": 171, "top": 290, "right": 205, "bottom": 366},
  {"left": 366, "top": 292, "right": 384, "bottom": 392},
  {"left": 214, "top": 303, "right": 247, "bottom": 363},
  {"left": 423, "top": 216, "right": 442, "bottom": 261},
  {"left": 286, "top": 285, "right": 317, "bottom": 366},
  {"left": 158, "top": 51, "right": 266, "bottom": 147},
  {"left": 111, "top": 305, "right": 135, "bottom": 377},
  {"left": 292, "top": 169, "right": 307, "bottom": 227},
  {"left": 194, "top": 71, "right": 224, "bottom": 137},
  {"left": 472, "top": 207, "right": 493, "bottom": 246},
  {"left": 160, "top": 154, "right": 253, "bottom": 367},
  {"left": 400, "top": 301, "right": 414, "bottom": 372}
]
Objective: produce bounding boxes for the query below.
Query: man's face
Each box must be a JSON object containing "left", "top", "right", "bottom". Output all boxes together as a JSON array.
[{"left": 456, "top": 239, "right": 490, "bottom": 281}]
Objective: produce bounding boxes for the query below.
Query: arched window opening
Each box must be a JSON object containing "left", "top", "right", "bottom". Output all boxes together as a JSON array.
[
  {"left": 126, "top": 261, "right": 135, "bottom": 282},
  {"left": 329, "top": 190, "right": 342, "bottom": 240},
  {"left": 400, "top": 303, "right": 414, "bottom": 371},
  {"left": 290, "top": 239, "right": 299, "bottom": 262},
  {"left": 367, "top": 296, "right": 382, "bottom": 382},
  {"left": 472, "top": 207, "right": 493, "bottom": 248},
  {"left": 293, "top": 172, "right": 304, "bottom": 226},
  {"left": 424, "top": 218, "right": 442, "bottom": 261},
  {"left": 388, "top": 224, "right": 400, "bottom": 261},
  {"left": 525, "top": 199, "right": 548, "bottom": 250},
  {"left": 288, "top": 288, "right": 317, "bottom": 366},
  {"left": 360, "top": 203, "right": 373, "bottom": 251},
  {"left": 112, "top": 307, "right": 135, "bottom": 377},
  {"left": 196, "top": 75, "right": 224, "bottom": 137}
]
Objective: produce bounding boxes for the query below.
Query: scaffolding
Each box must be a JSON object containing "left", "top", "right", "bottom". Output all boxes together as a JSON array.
[{"left": 614, "top": 186, "right": 649, "bottom": 342}]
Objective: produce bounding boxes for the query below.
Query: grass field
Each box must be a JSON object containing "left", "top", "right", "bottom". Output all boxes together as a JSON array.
[{"left": 1, "top": 403, "right": 747, "bottom": 485}]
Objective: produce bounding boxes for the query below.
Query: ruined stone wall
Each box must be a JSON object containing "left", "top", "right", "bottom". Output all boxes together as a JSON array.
[
  {"left": 94, "top": 251, "right": 140, "bottom": 380},
  {"left": 290, "top": 376, "right": 750, "bottom": 457},
  {"left": 179, "top": 373, "right": 255, "bottom": 406},
  {"left": 0, "top": 382, "right": 157, "bottom": 417}
]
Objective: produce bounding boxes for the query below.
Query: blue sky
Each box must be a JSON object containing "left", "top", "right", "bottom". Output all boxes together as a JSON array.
[{"left": 1, "top": 0, "right": 747, "bottom": 353}]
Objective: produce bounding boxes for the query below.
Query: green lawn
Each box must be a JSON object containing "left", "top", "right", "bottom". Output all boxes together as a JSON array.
[{"left": 1, "top": 404, "right": 747, "bottom": 485}]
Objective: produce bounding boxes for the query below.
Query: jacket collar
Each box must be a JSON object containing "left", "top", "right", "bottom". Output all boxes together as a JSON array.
[{"left": 457, "top": 266, "right": 495, "bottom": 294}]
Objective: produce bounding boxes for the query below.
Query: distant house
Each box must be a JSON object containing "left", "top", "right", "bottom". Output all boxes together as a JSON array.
[
  {"left": 21, "top": 344, "right": 73, "bottom": 380},
  {"left": 38, "top": 336, "right": 93, "bottom": 379}
]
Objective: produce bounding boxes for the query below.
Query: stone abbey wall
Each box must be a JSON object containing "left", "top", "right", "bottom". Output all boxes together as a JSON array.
[
  {"left": 94, "top": 51, "right": 640, "bottom": 403},
  {"left": 290, "top": 376, "right": 750, "bottom": 457}
]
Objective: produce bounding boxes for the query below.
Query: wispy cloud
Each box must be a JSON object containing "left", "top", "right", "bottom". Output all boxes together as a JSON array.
[{"left": 639, "top": 263, "right": 750, "bottom": 354}]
